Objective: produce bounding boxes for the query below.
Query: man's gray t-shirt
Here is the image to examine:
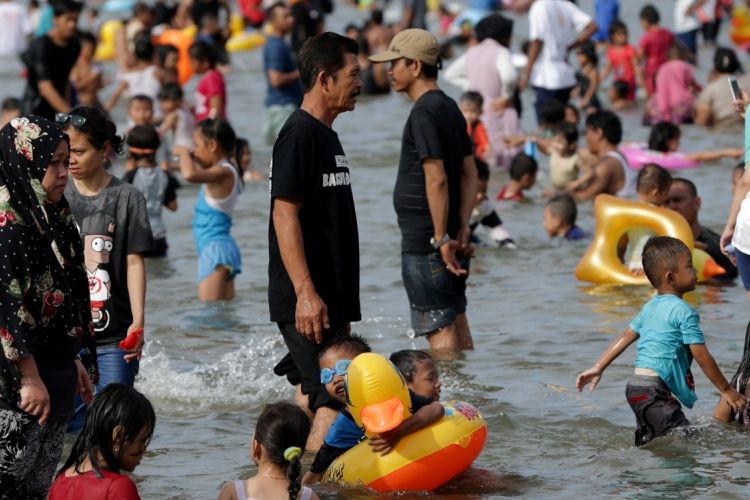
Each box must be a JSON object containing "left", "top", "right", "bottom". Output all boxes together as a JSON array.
[{"left": 65, "top": 177, "right": 154, "bottom": 347}]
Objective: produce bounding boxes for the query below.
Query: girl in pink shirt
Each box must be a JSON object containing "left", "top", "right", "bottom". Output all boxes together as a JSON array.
[
  {"left": 644, "top": 47, "right": 699, "bottom": 125},
  {"left": 189, "top": 41, "right": 227, "bottom": 122}
]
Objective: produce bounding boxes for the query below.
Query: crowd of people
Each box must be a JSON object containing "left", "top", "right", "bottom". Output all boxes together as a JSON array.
[{"left": 2, "top": 0, "right": 750, "bottom": 498}]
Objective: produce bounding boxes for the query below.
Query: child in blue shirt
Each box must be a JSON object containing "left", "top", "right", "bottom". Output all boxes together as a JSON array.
[
  {"left": 577, "top": 236, "right": 746, "bottom": 445},
  {"left": 303, "top": 335, "right": 443, "bottom": 484}
]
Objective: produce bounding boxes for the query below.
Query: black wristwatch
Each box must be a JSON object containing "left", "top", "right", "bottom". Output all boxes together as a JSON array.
[{"left": 430, "top": 234, "right": 450, "bottom": 249}]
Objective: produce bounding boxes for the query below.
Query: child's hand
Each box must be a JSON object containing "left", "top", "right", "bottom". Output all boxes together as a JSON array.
[
  {"left": 368, "top": 427, "right": 403, "bottom": 455},
  {"left": 720, "top": 387, "right": 748, "bottom": 413},
  {"left": 576, "top": 366, "right": 603, "bottom": 392}
]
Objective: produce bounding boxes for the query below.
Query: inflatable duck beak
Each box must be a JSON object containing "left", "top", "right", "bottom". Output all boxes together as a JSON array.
[
  {"left": 702, "top": 257, "right": 726, "bottom": 279},
  {"left": 361, "top": 397, "right": 405, "bottom": 434}
]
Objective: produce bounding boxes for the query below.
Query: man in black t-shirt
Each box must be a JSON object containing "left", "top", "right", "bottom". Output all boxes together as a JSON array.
[
  {"left": 371, "top": 29, "right": 478, "bottom": 354},
  {"left": 20, "top": 0, "right": 82, "bottom": 120},
  {"left": 268, "top": 32, "right": 362, "bottom": 451},
  {"left": 666, "top": 178, "right": 738, "bottom": 282}
]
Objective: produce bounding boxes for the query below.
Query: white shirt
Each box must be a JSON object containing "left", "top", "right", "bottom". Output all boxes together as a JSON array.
[
  {"left": 0, "top": 2, "right": 31, "bottom": 57},
  {"left": 528, "top": 0, "right": 591, "bottom": 89},
  {"left": 674, "top": 0, "right": 713, "bottom": 33},
  {"left": 444, "top": 46, "right": 517, "bottom": 97}
]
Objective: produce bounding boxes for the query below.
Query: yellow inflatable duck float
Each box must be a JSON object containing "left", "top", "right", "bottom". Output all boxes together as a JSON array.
[{"left": 322, "top": 353, "right": 487, "bottom": 492}]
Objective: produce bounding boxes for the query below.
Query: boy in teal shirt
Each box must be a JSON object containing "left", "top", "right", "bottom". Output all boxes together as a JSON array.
[{"left": 577, "top": 236, "right": 747, "bottom": 445}]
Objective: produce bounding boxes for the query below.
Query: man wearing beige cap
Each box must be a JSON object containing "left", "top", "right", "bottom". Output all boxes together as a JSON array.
[{"left": 371, "top": 29, "right": 478, "bottom": 355}]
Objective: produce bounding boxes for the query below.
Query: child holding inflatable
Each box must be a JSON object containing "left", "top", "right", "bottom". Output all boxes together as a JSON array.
[
  {"left": 303, "top": 336, "right": 443, "bottom": 484},
  {"left": 577, "top": 236, "right": 747, "bottom": 445},
  {"left": 390, "top": 349, "right": 442, "bottom": 401}
]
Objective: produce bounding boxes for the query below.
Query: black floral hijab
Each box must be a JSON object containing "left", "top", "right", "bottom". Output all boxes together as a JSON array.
[{"left": 0, "top": 116, "right": 93, "bottom": 402}]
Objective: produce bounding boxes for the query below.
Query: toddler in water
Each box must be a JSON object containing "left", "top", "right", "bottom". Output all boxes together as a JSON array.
[
  {"left": 49, "top": 384, "right": 155, "bottom": 500},
  {"left": 601, "top": 20, "right": 643, "bottom": 103},
  {"left": 123, "top": 125, "right": 179, "bottom": 257},
  {"left": 470, "top": 157, "right": 516, "bottom": 248},
  {"left": 609, "top": 80, "right": 635, "bottom": 111},
  {"left": 647, "top": 121, "right": 743, "bottom": 162},
  {"left": 573, "top": 41, "right": 601, "bottom": 113},
  {"left": 390, "top": 349, "right": 442, "bottom": 401},
  {"left": 218, "top": 402, "right": 318, "bottom": 500},
  {"left": 304, "top": 335, "right": 443, "bottom": 484},
  {"left": 577, "top": 236, "right": 747, "bottom": 446},
  {"left": 174, "top": 118, "right": 243, "bottom": 301},
  {"left": 106, "top": 33, "right": 161, "bottom": 114},
  {"left": 543, "top": 193, "right": 588, "bottom": 241},
  {"left": 645, "top": 46, "right": 700, "bottom": 125},
  {"left": 158, "top": 83, "right": 196, "bottom": 171},
  {"left": 497, "top": 153, "right": 537, "bottom": 201},
  {"left": 621, "top": 163, "right": 672, "bottom": 272},
  {"left": 460, "top": 91, "right": 491, "bottom": 163}
]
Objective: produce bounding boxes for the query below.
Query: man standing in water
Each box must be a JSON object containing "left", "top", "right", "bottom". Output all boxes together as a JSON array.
[
  {"left": 370, "top": 29, "right": 478, "bottom": 354},
  {"left": 268, "top": 32, "right": 362, "bottom": 451}
]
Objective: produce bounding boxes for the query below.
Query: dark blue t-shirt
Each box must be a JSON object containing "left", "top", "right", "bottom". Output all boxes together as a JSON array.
[{"left": 263, "top": 35, "right": 303, "bottom": 107}]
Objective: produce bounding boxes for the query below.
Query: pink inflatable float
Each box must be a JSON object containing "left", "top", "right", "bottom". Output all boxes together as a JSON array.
[{"left": 621, "top": 143, "right": 699, "bottom": 170}]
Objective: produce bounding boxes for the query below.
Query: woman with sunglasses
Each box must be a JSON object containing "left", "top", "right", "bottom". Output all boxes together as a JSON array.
[
  {"left": 59, "top": 107, "right": 155, "bottom": 431},
  {"left": 0, "top": 116, "right": 95, "bottom": 498}
]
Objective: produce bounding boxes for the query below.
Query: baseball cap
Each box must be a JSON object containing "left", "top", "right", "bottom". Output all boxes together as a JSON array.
[{"left": 369, "top": 29, "right": 440, "bottom": 66}]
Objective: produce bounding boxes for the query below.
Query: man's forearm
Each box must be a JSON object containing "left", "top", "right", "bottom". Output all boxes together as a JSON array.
[
  {"left": 423, "top": 160, "right": 449, "bottom": 237},
  {"left": 273, "top": 199, "right": 313, "bottom": 291}
]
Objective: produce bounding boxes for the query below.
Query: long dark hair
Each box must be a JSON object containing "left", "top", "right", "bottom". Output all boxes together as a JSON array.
[
  {"left": 59, "top": 384, "right": 156, "bottom": 477},
  {"left": 253, "top": 402, "right": 311, "bottom": 500},
  {"left": 196, "top": 118, "right": 243, "bottom": 183}
]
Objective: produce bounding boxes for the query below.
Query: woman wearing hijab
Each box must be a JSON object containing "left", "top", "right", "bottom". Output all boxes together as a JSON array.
[
  {"left": 444, "top": 13, "right": 523, "bottom": 169},
  {"left": 0, "top": 115, "right": 95, "bottom": 499}
]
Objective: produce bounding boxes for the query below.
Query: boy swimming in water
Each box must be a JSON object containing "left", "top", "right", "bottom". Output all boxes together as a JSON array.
[
  {"left": 390, "top": 349, "right": 441, "bottom": 401},
  {"left": 303, "top": 336, "right": 443, "bottom": 484},
  {"left": 576, "top": 236, "right": 747, "bottom": 445}
]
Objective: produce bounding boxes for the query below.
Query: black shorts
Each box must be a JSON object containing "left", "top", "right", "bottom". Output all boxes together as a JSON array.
[{"left": 626, "top": 375, "right": 691, "bottom": 446}]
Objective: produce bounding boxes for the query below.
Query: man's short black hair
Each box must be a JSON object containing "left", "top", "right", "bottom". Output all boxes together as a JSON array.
[
  {"left": 671, "top": 177, "right": 698, "bottom": 198},
  {"left": 546, "top": 193, "right": 578, "bottom": 226},
  {"left": 642, "top": 236, "right": 690, "bottom": 287},
  {"left": 403, "top": 58, "right": 440, "bottom": 80},
  {"left": 298, "top": 32, "right": 359, "bottom": 93},
  {"left": 51, "top": 0, "right": 83, "bottom": 16},
  {"left": 585, "top": 110, "right": 622, "bottom": 145}
]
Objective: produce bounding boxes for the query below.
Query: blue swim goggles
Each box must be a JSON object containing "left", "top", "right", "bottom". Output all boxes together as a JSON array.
[{"left": 320, "top": 359, "right": 351, "bottom": 384}]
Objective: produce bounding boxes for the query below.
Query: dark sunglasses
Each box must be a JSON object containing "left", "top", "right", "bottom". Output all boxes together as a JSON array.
[{"left": 55, "top": 113, "right": 86, "bottom": 127}]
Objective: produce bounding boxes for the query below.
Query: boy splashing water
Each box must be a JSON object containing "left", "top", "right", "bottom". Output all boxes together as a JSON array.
[{"left": 577, "top": 236, "right": 746, "bottom": 445}]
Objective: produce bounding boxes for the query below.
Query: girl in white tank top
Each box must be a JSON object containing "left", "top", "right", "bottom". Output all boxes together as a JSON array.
[{"left": 217, "top": 403, "right": 319, "bottom": 500}]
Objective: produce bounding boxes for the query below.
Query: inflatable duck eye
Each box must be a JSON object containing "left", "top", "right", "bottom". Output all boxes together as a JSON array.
[{"left": 345, "top": 353, "right": 413, "bottom": 436}]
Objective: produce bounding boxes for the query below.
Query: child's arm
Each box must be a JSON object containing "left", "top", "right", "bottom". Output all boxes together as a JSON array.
[
  {"left": 690, "top": 343, "right": 747, "bottom": 412},
  {"left": 208, "top": 95, "right": 224, "bottom": 120},
  {"left": 576, "top": 328, "right": 639, "bottom": 392},
  {"left": 104, "top": 80, "right": 128, "bottom": 112},
  {"left": 580, "top": 67, "right": 600, "bottom": 108},
  {"left": 632, "top": 53, "right": 646, "bottom": 92},
  {"left": 683, "top": 148, "right": 743, "bottom": 162},
  {"left": 123, "top": 253, "right": 146, "bottom": 362},
  {"left": 173, "top": 145, "right": 232, "bottom": 185},
  {"left": 599, "top": 60, "right": 612, "bottom": 84},
  {"left": 368, "top": 401, "right": 444, "bottom": 455}
]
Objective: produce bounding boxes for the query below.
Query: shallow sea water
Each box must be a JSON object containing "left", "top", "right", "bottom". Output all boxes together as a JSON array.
[{"left": 4, "top": 0, "right": 750, "bottom": 497}]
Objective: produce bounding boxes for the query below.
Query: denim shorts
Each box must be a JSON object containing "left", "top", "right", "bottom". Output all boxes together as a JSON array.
[
  {"left": 401, "top": 251, "right": 469, "bottom": 336},
  {"left": 735, "top": 248, "right": 750, "bottom": 291}
]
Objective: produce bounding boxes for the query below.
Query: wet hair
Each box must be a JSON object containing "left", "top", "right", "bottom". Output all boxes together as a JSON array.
[
  {"left": 2, "top": 97, "right": 21, "bottom": 112},
  {"left": 555, "top": 122, "right": 578, "bottom": 145},
  {"left": 608, "top": 19, "right": 628, "bottom": 40},
  {"left": 253, "top": 402, "right": 311, "bottom": 500},
  {"left": 611, "top": 79, "right": 630, "bottom": 99},
  {"left": 319, "top": 333, "right": 372, "bottom": 359},
  {"left": 62, "top": 106, "right": 125, "bottom": 156},
  {"left": 647, "top": 121, "right": 680, "bottom": 152},
  {"left": 403, "top": 57, "right": 441, "bottom": 79},
  {"left": 642, "top": 236, "right": 690, "bottom": 287},
  {"left": 155, "top": 44, "right": 179, "bottom": 67},
  {"left": 298, "top": 32, "right": 359, "bottom": 93},
  {"left": 134, "top": 32, "right": 155, "bottom": 62},
  {"left": 235, "top": 137, "right": 250, "bottom": 167},
  {"left": 671, "top": 177, "right": 698, "bottom": 198},
  {"left": 475, "top": 156, "right": 490, "bottom": 181},
  {"left": 585, "top": 110, "right": 622, "bottom": 145},
  {"left": 540, "top": 99, "right": 565, "bottom": 127},
  {"left": 509, "top": 153, "right": 538, "bottom": 181},
  {"left": 640, "top": 5, "right": 660, "bottom": 25},
  {"left": 126, "top": 124, "right": 161, "bottom": 164},
  {"left": 129, "top": 94, "right": 154, "bottom": 109},
  {"left": 460, "top": 90, "right": 483, "bottom": 108},
  {"left": 196, "top": 118, "right": 243, "bottom": 181},
  {"left": 714, "top": 46, "right": 743, "bottom": 74},
  {"left": 389, "top": 350, "right": 434, "bottom": 383},
  {"left": 51, "top": 0, "right": 83, "bottom": 16},
  {"left": 265, "top": 1, "right": 287, "bottom": 21},
  {"left": 78, "top": 30, "right": 97, "bottom": 47},
  {"left": 546, "top": 193, "right": 578, "bottom": 226},
  {"left": 636, "top": 163, "right": 672, "bottom": 196},
  {"left": 189, "top": 40, "right": 218, "bottom": 67},
  {"left": 576, "top": 40, "right": 598, "bottom": 66},
  {"left": 157, "top": 82, "right": 183, "bottom": 101},
  {"left": 58, "top": 384, "right": 155, "bottom": 477}
]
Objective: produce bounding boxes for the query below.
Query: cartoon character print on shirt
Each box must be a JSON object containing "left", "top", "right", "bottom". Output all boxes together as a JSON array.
[{"left": 79, "top": 212, "right": 115, "bottom": 333}]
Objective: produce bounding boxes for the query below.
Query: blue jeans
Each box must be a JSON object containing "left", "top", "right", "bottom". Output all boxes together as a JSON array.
[
  {"left": 67, "top": 346, "right": 139, "bottom": 432},
  {"left": 736, "top": 248, "right": 750, "bottom": 291},
  {"left": 676, "top": 29, "right": 699, "bottom": 59}
]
